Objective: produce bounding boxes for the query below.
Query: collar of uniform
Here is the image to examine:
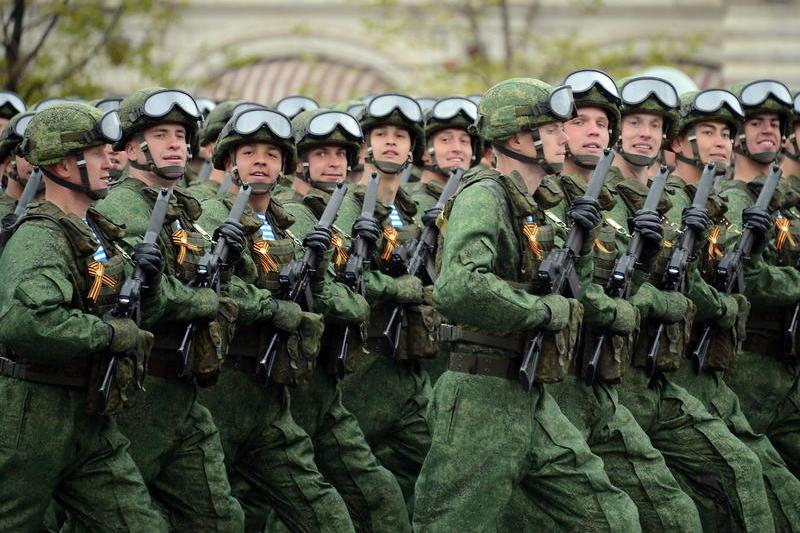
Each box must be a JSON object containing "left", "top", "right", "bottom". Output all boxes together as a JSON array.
[
  {"left": 267, "top": 196, "right": 295, "bottom": 232},
  {"left": 25, "top": 200, "right": 99, "bottom": 257}
]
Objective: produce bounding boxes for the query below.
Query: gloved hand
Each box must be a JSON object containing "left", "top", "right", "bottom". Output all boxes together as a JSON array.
[
  {"left": 303, "top": 226, "right": 332, "bottom": 254},
  {"left": 539, "top": 293, "right": 571, "bottom": 331},
  {"left": 421, "top": 207, "right": 442, "bottom": 228},
  {"left": 742, "top": 206, "right": 772, "bottom": 251},
  {"left": 106, "top": 317, "right": 154, "bottom": 355},
  {"left": 214, "top": 221, "right": 246, "bottom": 266},
  {"left": 271, "top": 300, "right": 304, "bottom": 332},
  {"left": 631, "top": 209, "right": 663, "bottom": 264},
  {"left": 681, "top": 206, "right": 711, "bottom": 235},
  {"left": 352, "top": 216, "right": 381, "bottom": 247},
  {"left": 132, "top": 242, "right": 163, "bottom": 295},
  {"left": 568, "top": 196, "right": 601, "bottom": 232},
  {"left": 393, "top": 274, "right": 424, "bottom": 304}
]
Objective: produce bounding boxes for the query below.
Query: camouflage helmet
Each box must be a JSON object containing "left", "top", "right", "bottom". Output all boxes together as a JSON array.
[
  {"left": 563, "top": 69, "right": 621, "bottom": 145},
  {"left": 0, "top": 111, "right": 36, "bottom": 161},
  {"left": 676, "top": 90, "right": 743, "bottom": 139},
  {"left": 616, "top": 76, "right": 680, "bottom": 167},
  {"left": 358, "top": 93, "right": 425, "bottom": 166},
  {"left": 0, "top": 91, "right": 26, "bottom": 121},
  {"left": 114, "top": 87, "right": 201, "bottom": 151},
  {"left": 423, "top": 97, "right": 483, "bottom": 169},
  {"left": 212, "top": 107, "right": 296, "bottom": 174},
  {"left": 200, "top": 99, "right": 263, "bottom": 145},
  {"left": 477, "top": 78, "right": 574, "bottom": 143},
  {"left": 732, "top": 80, "right": 794, "bottom": 137},
  {"left": 292, "top": 108, "right": 363, "bottom": 168}
]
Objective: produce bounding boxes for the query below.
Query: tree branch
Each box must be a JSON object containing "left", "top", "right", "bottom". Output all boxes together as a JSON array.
[
  {"left": 12, "top": 2, "right": 64, "bottom": 83},
  {"left": 4, "top": 0, "right": 25, "bottom": 91}
]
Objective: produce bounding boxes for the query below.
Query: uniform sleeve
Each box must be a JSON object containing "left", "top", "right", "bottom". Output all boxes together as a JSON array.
[
  {"left": 685, "top": 260, "right": 732, "bottom": 322},
  {"left": 432, "top": 184, "right": 551, "bottom": 333},
  {"left": 312, "top": 275, "right": 370, "bottom": 323},
  {"left": 743, "top": 253, "right": 800, "bottom": 307},
  {"left": 0, "top": 224, "right": 111, "bottom": 361}
]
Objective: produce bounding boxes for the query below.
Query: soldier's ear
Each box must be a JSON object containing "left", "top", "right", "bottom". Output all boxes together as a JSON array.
[
  {"left": 670, "top": 136, "right": 683, "bottom": 154},
  {"left": 48, "top": 158, "right": 71, "bottom": 179}
]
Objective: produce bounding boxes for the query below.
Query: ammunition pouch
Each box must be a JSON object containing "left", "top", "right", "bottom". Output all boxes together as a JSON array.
[
  {"left": 591, "top": 223, "right": 620, "bottom": 286},
  {"left": 322, "top": 321, "right": 367, "bottom": 375},
  {"left": 697, "top": 294, "right": 750, "bottom": 370},
  {"left": 633, "top": 299, "right": 696, "bottom": 372},
  {"left": 580, "top": 304, "right": 640, "bottom": 383}
]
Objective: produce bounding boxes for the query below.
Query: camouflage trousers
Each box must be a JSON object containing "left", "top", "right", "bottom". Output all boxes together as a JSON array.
[
  {"left": 546, "top": 376, "right": 702, "bottom": 532},
  {"left": 0, "top": 378, "right": 168, "bottom": 532},
  {"left": 413, "top": 370, "right": 642, "bottom": 532},
  {"left": 673, "top": 363, "right": 800, "bottom": 532},
  {"left": 117, "top": 376, "right": 244, "bottom": 532},
  {"left": 198, "top": 366, "right": 353, "bottom": 533},
  {"left": 617, "top": 367, "right": 774, "bottom": 532},
  {"left": 265, "top": 364, "right": 411, "bottom": 533},
  {"left": 340, "top": 349, "right": 432, "bottom": 518}
]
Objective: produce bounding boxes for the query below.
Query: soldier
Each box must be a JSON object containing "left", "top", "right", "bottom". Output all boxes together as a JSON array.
[
  {"left": 95, "top": 87, "right": 246, "bottom": 531},
  {"left": 413, "top": 77, "right": 641, "bottom": 532},
  {"left": 0, "top": 102, "right": 168, "bottom": 531},
  {"left": 335, "top": 93, "right": 433, "bottom": 517},
  {"left": 781, "top": 91, "right": 800, "bottom": 180},
  {"left": 0, "top": 111, "right": 42, "bottom": 220}
]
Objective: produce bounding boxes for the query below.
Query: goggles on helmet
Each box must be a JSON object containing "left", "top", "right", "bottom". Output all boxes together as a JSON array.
[
  {"left": 467, "top": 95, "right": 482, "bottom": 105},
  {"left": 275, "top": 96, "right": 319, "bottom": 118},
  {"left": 739, "top": 80, "right": 792, "bottom": 108},
  {"left": 416, "top": 97, "right": 438, "bottom": 113},
  {"left": 536, "top": 85, "right": 576, "bottom": 120},
  {"left": 0, "top": 92, "right": 26, "bottom": 115},
  {"left": 135, "top": 89, "right": 200, "bottom": 122},
  {"left": 35, "top": 97, "right": 81, "bottom": 112},
  {"left": 221, "top": 108, "right": 292, "bottom": 140},
  {"left": 688, "top": 89, "right": 744, "bottom": 118},
  {"left": 794, "top": 93, "right": 800, "bottom": 115},
  {"left": 95, "top": 97, "right": 122, "bottom": 113},
  {"left": 346, "top": 103, "right": 365, "bottom": 119},
  {"left": 301, "top": 111, "right": 362, "bottom": 141},
  {"left": 366, "top": 94, "right": 423, "bottom": 123},
  {"left": 195, "top": 98, "right": 217, "bottom": 118},
  {"left": 621, "top": 77, "right": 678, "bottom": 108},
  {"left": 563, "top": 69, "right": 620, "bottom": 102},
  {"left": 12, "top": 112, "right": 36, "bottom": 138},
  {"left": 430, "top": 97, "right": 478, "bottom": 123}
]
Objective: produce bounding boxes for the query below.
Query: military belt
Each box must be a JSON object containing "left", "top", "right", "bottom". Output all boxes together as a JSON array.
[
  {"left": 0, "top": 356, "right": 90, "bottom": 388},
  {"left": 447, "top": 352, "right": 520, "bottom": 380},
  {"left": 438, "top": 324, "right": 524, "bottom": 353}
]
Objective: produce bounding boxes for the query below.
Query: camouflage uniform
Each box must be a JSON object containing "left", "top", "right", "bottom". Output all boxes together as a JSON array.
[{"left": 0, "top": 103, "right": 168, "bottom": 531}]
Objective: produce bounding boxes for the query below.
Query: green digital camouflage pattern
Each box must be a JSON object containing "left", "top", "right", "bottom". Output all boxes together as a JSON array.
[
  {"left": 476, "top": 78, "right": 562, "bottom": 143},
  {"left": 186, "top": 174, "right": 221, "bottom": 201},
  {"left": 419, "top": 165, "right": 640, "bottom": 531},
  {"left": 95, "top": 179, "right": 245, "bottom": 531},
  {"left": 0, "top": 201, "right": 169, "bottom": 531},
  {"left": 0, "top": 190, "right": 16, "bottom": 224}
]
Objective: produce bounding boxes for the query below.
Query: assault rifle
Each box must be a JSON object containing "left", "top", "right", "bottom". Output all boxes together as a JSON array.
[
  {"left": 258, "top": 182, "right": 347, "bottom": 383},
  {"left": 176, "top": 184, "right": 252, "bottom": 376},
  {"left": 645, "top": 163, "right": 717, "bottom": 377},
  {"left": 584, "top": 164, "right": 670, "bottom": 384},
  {"left": 98, "top": 187, "right": 171, "bottom": 412},
  {"left": 518, "top": 148, "right": 615, "bottom": 392},
  {"left": 693, "top": 163, "right": 781, "bottom": 373},
  {"left": 383, "top": 167, "right": 464, "bottom": 357}
]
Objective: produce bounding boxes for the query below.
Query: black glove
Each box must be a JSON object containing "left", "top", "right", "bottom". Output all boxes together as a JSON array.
[
  {"left": 352, "top": 215, "right": 381, "bottom": 247},
  {"left": 214, "top": 221, "right": 246, "bottom": 266},
  {"left": 421, "top": 207, "right": 442, "bottom": 228},
  {"left": 568, "top": 196, "right": 601, "bottom": 232},
  {"left": 681, "top": 206, "right": 711, "bottom": 235},
  {"left": 303, "top": 226, "right": 333, "bottom": 254},
  {"left": 631, "top": 209, "right": 663, "bottom": 265},
  {"left": 132, "top": 242, "right": 163, "bottom": 295},
  {"left": 742, "top": 206, "right": 772, "bottom": 251}
]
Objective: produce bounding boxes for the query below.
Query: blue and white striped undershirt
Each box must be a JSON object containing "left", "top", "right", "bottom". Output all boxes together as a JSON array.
[
  {"left": 83, "top": 219, "right": 108, "bottom": 262},
  {"left": 255, "top": 212, "right": 276, "bottom": 241},
  {"left": 388, "top": 204, "right": 404, "bottom": 228}
]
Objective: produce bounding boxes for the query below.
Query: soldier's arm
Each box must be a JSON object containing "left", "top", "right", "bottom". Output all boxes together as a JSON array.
[
  {"left": 742, "top": 253, "right": 800, "bottom": 307},
  {"left": 432, "top": 183, "right": 551, "bottom": 333},
  {"left": 685, "top": 261, "right": 738, "bottom": 323},
  {"left": 0, "top": 224, "right": 111, "bottom": 361}
]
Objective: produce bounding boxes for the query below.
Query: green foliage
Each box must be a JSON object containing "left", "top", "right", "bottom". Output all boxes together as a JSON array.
[{"left": 0, "top": 0, "right": 183, "bottom": 101}]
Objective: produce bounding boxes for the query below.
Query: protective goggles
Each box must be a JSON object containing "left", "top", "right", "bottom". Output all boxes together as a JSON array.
[
  {"left": 195, "top": 98, "right": 217, "bottom": 118},
  {"left": 467, "top": 95, "right": 482, "bottom": 105},
  {"left": 275, "top": 96, "right": 319, "bottom": 118},
  {"left": 532, "top": 85, "right": 576, "bottom": 120},
  {"left": 34, "top": 97, "right": 81, "bottom": 111},
  {"left": 688, "top": 89, "right": 744, "bottom": 119},
  {"left": 95, "top": 97, "right": 122, "bottom": 113},
  {"left": 739, "top": 80, "right": 792, "bottom": 108},
  {"left": 416, "top": 97, "right": 438, "bottom": 113},
  {"left": 300, "top": 111, "right": 362, "bottom": 141},
  {"left": 430, "top": 97, "right": 478, "bottom": 123},
  {"left": 620, "top": 77, "right": 678, "bottom": 108},
  {"left": 346, "top": 103, "right": 366, "bottom": 119},
  {"left": 0, "top": 91, "right": 26, "bottom": 114},
  {"left": 366, "top": 94, "right": 423, "bottom": 123},
  {"left": 12, "top": 112, "right": 36, "bottom": 138},
  {"left": 221, "top": 108, "right": 292, "bottom": 140},
  {"left": 563, "top": 69, "right": 620, "bottom": 101},
  {"left": 794, "top": 93, "right": 800, "bottom": 115},
  {"left": 137, "top": 89, "right": 200, "bottom": 121},
  {"left": 62, "top": 110, "right": 123, "bottom": 145}
]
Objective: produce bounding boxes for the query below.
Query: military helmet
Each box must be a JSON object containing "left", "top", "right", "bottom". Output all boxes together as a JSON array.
[
  {"left": 424, "top": 97, "right": 483, "bottom": 168},
  {"left": 200, "top": 99, "right": 264, "bottom": 145},
  {"left": 275, "top": 95, "right": 319, "bottom": 120},
  {"left": 91, "top": 97, "right": 123, "bottom": 113},
  {"left": 114, "top": 87, "right": 201, "bottom": 151},
  {"left": 0, "top": 111, "right": 36, "bottom": 161},
  {"left": 0, "top": 91, "right": 26, "bottom": 120},
  {"left": 22, "top": 102, "right": 121, "bottom": 167},
  {"left": 212, "top": 107, "right": 296, "bottom": 173},
  {"left": 618, "top": 76, "right": 680, "bottom": 140},
  {"left": 477, "top": 78, "right": 574, "bottom": 143},
  {"left": 792, "top": 92, "right": 800, "bottom": 125},
  {"left": 358, "top": 93, "right": 425, "bottom": 164},
  {"left": 676, "top": 90, "right": 743, "bottom": 139},
  {"left": 562, "top": 69, "right": 621, "bottom": 145},
  {"left": 732, "top": 80, "right": 794, "bottom": 137},
  {"left": 292, "top": 108, "right": 363, "bottom": 168}
]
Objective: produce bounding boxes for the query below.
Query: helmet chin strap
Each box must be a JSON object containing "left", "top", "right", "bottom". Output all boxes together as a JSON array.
[
  {"left": 735, "top": 133, "right": 780, "bottom": 164},
  {"left": 785, "top": 133, "right": 800, "bottom": 163},
  {"left": 565, "top": 145, "right": 600, "bottom": 170},
  {"left": 300, "top": 162, "right": 340, "bottom": 193},
  {"left": 366, "top": 146, "right": 410, "bottom": 175},
  {"left": 493, "top": 129, "right": 562, "bottom": 174},
  {"left": 128, "top": 132, "right": 185, "bottom": 181},
  {"left": 41, "top": 151, "right": 107, "bottom": 200}
]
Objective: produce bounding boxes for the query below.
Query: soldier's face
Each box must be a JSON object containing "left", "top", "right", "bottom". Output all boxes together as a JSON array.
[
  {"left": 621, "top": 113, "right": 663, "bottom": 159},
  {"left": 0, "top": 117, "right": 9, "bottom": 131},
  {"left": 783, "top": 123, "right": 800, "bottom": 156},
  {"left": 673, "top": 120, "right": 732, "bottom": 165},
  {"left": 129, "top": 123, "right": 188, "bottom": 169},
  {"left": 742, "top": 112, "right": 781, "bottom": 155},
  {"left": 537, "top": 121, "right": 569, "bottom": 164},
  {"left": 564, "top": 107, "right": 610, "bottom": 157},
  {"left": 104, "top": 143, "right": 127, "bottom": 171},
  {"left": 370, "top": 125, "right": 412, "bottom": 165},
  {"left": 431, "top": 128, "right": 472, "bottom": 169},
  {"left": 14, "top": 155, "right": 33, "bottom": 181},
  {"left": 232, "top": 142, "right": 283, "bottom": 186},
  {"left": 62, "top": 144, "right": 111, "bottom": 191},
  {"left": 305, "top": 145, "right": 348, "bottom": 183}
]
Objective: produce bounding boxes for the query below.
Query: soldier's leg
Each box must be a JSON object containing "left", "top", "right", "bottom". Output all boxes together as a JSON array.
[
  {"left": 146, "top": 399, "right": 245, "bottom": 532},
  {"left": 768, "top": 371, "right": 800, "bottom": 477}
]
